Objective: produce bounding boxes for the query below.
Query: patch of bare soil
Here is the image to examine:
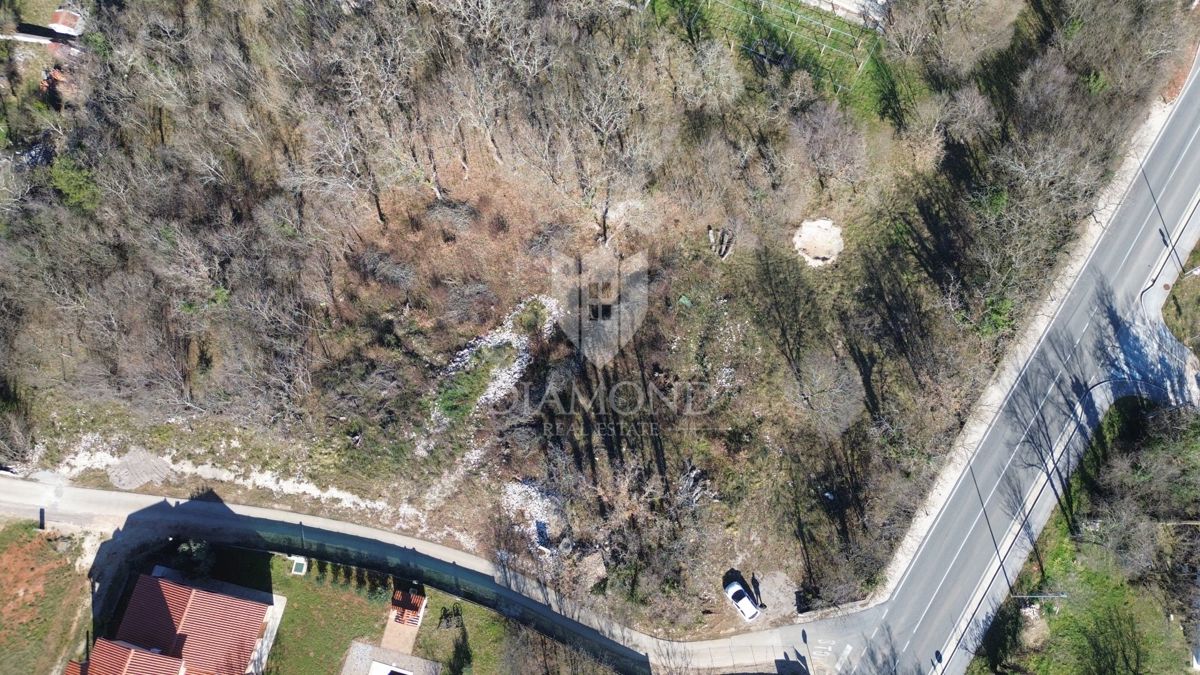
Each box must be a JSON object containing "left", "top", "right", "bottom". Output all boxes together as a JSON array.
[
  {"left": 0, "top": 531, "right": 66, "bottom": 637},
  {"left": 753, "top": 570, "right": 798, "bottom": 622},
  {"left": 1163, "top": 55, "right": 1192, "bottom": 103},
  {"left": 793, "top": 219, "right": 844, "bottom": 267},
  {"left": 1164, "top": 29, "right": 1200, "bottom": 102},
  {"left": 1020, "top": 604, "right": 1049, "bottom": 650}
]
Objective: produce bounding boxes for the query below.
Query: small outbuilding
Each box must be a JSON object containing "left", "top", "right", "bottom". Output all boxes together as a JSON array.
[{"left": 48, "top": 8, "right": 84, "bottom": 37}]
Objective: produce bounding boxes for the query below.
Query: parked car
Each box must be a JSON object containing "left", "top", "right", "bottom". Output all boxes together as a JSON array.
[{"left": 723, "top": 580, "right": 760, "bottom": 621}]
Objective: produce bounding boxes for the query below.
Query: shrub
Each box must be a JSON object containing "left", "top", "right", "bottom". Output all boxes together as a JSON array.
[{"left": 49, "top": 157, "right": 100, "bottom": 213}]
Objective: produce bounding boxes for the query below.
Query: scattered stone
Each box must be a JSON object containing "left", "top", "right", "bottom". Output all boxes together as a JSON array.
[
  {"left": 501, "top": 481, "right": 565, "bottom": 550},
  {"left": 106, "top": 447, "right": 173, "bottom": 489},
  {"left": 577, "top": 550, "right": 607, "bottom": 590}
]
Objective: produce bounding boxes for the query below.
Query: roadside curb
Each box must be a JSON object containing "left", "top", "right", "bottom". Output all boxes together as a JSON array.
[{"left": 866, "top": 45, "right": 1200, "bottom": 612}]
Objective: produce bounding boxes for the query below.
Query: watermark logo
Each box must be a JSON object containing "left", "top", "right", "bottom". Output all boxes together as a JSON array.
[{"left": 551, "top": 247, "right": 647, "bottom": 366}]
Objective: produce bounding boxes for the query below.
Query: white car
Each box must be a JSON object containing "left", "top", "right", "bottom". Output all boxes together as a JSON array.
[{"left": 723, "top": 580, "right": 761, "bottom": 621}]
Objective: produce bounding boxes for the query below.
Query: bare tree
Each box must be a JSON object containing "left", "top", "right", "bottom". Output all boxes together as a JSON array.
[
  {"left": 795, "top": 101, "right": 865, "bottom": 189},
  {"left": 943, "top": 85, "right": 997, "bottom": 143}
]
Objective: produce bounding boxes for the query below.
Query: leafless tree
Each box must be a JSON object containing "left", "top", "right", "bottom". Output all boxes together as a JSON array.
[
  {"left": 943, "top": 85, "right": 997, "bottom": 143},
  {"left": 795, "top": 101, "right": 865, "bottom": 189}
]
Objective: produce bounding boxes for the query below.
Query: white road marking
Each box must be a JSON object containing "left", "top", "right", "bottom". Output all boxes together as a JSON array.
[
  {"left": 903, "top": 66, "right": 1200, "bottom": 659},
  {"left": 909, "top": 322, "right": 1088, "bottom": 634},
  {"left": 834, "top": 644, "right": 853, "bottom": 672},
  {"left": 891, "top": 50, "right": 1200, "bottom": 604},
  {"left": 1114, "top": 115, "right": 1200, "bottom": 274}
]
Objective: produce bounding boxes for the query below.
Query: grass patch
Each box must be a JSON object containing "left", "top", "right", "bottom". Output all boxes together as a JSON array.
[
  {"left": 652, "top": 0, "right": 880, "bottom": 95},
  {"left": 1163, "top": 244, "right": 1200, "bottom": 350},
  {"left": 413, "top": 587, "right": 508, "bottom": 674},
  {"left": 0, "top": 520, "right": 88, "bottom": 673},
  {"left": 49, "top": 156, "right": 101, "bottom": 214},
  {"left": 513, "top": 299, "right": 547, "bottom": 335},
  {"left": 208, "top": 547, "right": 391, "bottom": 675},
  {"left": 651, "top": 0, "right": 926, "bottom": 126},
  {"left": 435, "top": 345, "right": 515, "bottom": 423},
  {"left": 968, "top": 511, "right": 1187, "bottom": 674}
]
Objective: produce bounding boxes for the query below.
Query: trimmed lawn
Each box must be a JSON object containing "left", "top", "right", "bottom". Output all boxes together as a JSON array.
[
  {"left": 414, "top": 587, "right": 508, "bottom": 674},
  {"left": 209, "top": 548, "right": 390, "bottom": 675},
  {"left": 0, "top": 520, "right": 89, "bottom": 674}
]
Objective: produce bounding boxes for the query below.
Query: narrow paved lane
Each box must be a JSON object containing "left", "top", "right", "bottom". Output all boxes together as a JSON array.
[{"left": 3, "top": 54, "right": 1199, "bottom": 675}]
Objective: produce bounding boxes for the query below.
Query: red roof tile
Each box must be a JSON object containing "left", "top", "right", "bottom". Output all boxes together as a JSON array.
[
  {"left": 115, "top": 576, "right": 190, "bottom": 654},
  {"left": 73, "top": 639, "right": 181, "bottom": 675},
  {"left": 114, "top": 575, "right": 269, "bottom": 675},
  {"left": 49, "top": 10, "right": 81, "bottom": 30},
  {"left": 124, "top": 650, "right": 184, "bottom": 675},
  {"left": 86, "top": 639, "right": 131, "bottom": 675}
]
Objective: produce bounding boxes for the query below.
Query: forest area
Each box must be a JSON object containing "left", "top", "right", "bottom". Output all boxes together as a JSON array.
[{"left": 0, "top": 0, "right": 1192, "bottom": 635}]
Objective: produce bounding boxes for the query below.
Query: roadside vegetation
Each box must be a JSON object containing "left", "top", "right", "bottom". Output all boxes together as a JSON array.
[
  {"left": 0, "top": 0, "right": 1192, "bottom": 635},
  {"left": 1164, "top": 245, "right": 1200, "bottom": 350},
  {"left": 0, "top": 520, "right": 88, "bottom": 674},
  {"left": 414, "top": 588, "right": 507, "bottom": 674},
  {"left": 968, "top": 398, "right": 1199, "bottom": 673}
]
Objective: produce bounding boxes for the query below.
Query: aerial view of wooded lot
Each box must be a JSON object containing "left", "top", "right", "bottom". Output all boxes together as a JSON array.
[{"left": 0, "top": 0, "right": 1193, "bottom": 640}]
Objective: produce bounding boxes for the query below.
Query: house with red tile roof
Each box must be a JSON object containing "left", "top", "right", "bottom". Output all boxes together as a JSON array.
[{"left": 67, "top": 574, "right": 274, "bottom": 675}]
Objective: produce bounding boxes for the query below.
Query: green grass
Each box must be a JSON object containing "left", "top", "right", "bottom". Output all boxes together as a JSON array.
[
  {"left": 0, "top": 520, "right": 88, "bottom": 674},
  {"left": 513, "top": 299, "right": 548, "bottom": 335},
  {"left": 966, "top": 401, "right": 1191, "bottom": 673},
  {"left": 652, "top": 0, "right": 870, "bottom": 80},
  {"left": 186, "top": 546, "right": 585, "bottom": 675},
  {"left": 49, "top": 156, "right": 101, "bottom": 214},
  {"left": 1163, "top": 245, "right": 1200, "bottom": 351},
  {"left": 650, "top": 0, "right": 921, "bottom": 124},
  {"left": 413, "top": 588, "right": 508, "bottom": 675},
  {"left": 209, "top": 548, "right": 391, "bottom": 675},
  {"left": 10, "top": 0, "right": 58, "bottom": 24},
  {"left": 435, "top": 345, "right": 515, "bottom": 423}
]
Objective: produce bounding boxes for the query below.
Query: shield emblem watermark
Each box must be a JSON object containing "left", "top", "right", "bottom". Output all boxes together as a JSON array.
[{"left": 551, "top": 247, "right": 648, "bottom": 366}]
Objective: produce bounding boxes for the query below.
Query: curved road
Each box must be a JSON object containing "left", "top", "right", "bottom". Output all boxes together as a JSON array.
[{"left": 5, "top": 54, "right": 1200, "bottom": 675}]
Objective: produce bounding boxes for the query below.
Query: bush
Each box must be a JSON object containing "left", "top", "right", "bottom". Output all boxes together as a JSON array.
[{"left": 49, "top": 157, "right": 100, "bottom": 213}]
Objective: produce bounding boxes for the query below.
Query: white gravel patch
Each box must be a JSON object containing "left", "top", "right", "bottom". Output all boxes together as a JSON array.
[
  {"left": 501, "top": 480, "right": 563, "bottom": 549},
  {"left": 56, "top": 435, "right": 395, "bottom": 515},
  {"left": 793, "top": 218, "right": 844, "bottom": 267},
  {"left": 444, "top": 294, "right": 562, "bottom": 409},
  {"left": 415, "top": 296, "right": 562, "bottom": 505}
]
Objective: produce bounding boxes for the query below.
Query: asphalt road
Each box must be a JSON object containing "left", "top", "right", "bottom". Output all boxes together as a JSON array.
[
  {"left": 3, "top": 55, "right": 1200, "bottom": 675},
  {"left": 799, "top": 51, "right": 1200, "bottom": 674}
]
